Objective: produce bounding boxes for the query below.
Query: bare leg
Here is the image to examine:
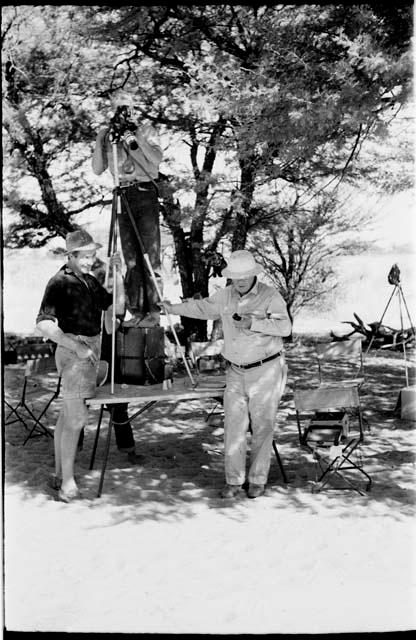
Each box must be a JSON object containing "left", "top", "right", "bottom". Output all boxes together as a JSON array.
[
  {"left": 54, "top": 409, "right": 65, "bottom": 479},
  {"left": 60, "top": 398, "right": 88, "bottom": 495}
]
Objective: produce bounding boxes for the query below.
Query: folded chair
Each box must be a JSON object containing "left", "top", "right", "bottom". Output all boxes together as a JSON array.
[
  {"left": 294, "top": 337, "right": 371, "bottom": 495},
  {"left": 4, "top": 354, "right": 61, "bottom": 446}
]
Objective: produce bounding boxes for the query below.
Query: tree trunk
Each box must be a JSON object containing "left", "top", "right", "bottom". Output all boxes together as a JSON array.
[
  {"left": 231, "top": 155, "right": 257, "bottom": 250},
  {"left": 4, "top": 95, "right": 74, "bottom": 239},
  {"left": 159, "top": 119, "right": 226, "bottom": 343},
  {"left": 160, "top": 194, "right": 208, "bottom": 341}
]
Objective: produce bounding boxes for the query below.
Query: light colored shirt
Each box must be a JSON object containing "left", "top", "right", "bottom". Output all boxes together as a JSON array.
[
  {"left": 171, "top": 279, "right": 292, "bottom": 366},
  {"left": 92, "top": 123, "right": 163, "bottom": 183}
]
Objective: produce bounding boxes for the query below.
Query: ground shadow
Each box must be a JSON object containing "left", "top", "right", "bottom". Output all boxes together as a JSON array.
[{"left": 4, "top": 343, "right": 416, "bottom": 525}]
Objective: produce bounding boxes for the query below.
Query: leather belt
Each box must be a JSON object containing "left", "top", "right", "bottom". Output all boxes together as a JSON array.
[
  {"left": 229, "top": 351, "right": 282, "bottom": 370},
  {"left": 120, "top": 180, "right": 155, "bottom": 189}
]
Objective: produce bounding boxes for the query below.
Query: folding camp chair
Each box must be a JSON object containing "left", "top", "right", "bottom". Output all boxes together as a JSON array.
[
  {"left": 4, "top": 355, "right": 61, "bottom": 446},
  {"left": 294, "top": 337, "right": 371, "bottom": 495},
  {"left": 188, "top": 339, "right": 225, "bottom": 373},
  {"left": 189, "top": 340, "right": 225, "bottom": 422},
  {"left": 315, "top": 336, "right": 365, "bottom": 387},
  {"left": 316, "top": 335, "right": 370, "bottom": 433}
]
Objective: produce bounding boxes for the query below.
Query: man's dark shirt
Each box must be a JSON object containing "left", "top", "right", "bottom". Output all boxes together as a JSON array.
[{"left": 36, "top": 265, "right": 112, "bottom": 336}]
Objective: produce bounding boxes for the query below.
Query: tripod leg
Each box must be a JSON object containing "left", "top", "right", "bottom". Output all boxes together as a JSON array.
[
  {"left": 397, "top": 287, "right": 409, "bottom": 385},
  {"left": 107, "top": 194, "right": 117, "bottom": 258},
  {"left": 97, "top": 188, "right": 118, "bottom": 386},
  {"left": 399, "top": 285, "right": 416, "bottom": 330},
  {"left": 363, "top": 286, "right": 397, "bottom": 359}
]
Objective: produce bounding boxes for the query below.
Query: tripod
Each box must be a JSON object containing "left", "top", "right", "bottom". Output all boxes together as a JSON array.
[
  {"left": 363, "top": 264, "right": 415, "bottom": 386},
  {"left": 105, "top": 140, "right": 196, "bottom": 392}
]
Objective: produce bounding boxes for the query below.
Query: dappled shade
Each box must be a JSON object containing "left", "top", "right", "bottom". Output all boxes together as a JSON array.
[{"left": 4, "top": 337, "right": 415, "bottom": 523}]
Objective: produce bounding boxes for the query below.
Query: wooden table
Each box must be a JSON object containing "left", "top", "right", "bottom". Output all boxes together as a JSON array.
[{"left": 86, "top": 378, "right": 225, "bottom": 497}]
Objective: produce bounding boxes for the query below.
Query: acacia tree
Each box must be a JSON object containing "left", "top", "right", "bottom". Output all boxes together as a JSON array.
[
  {"left": 248, "top": 189, "right": 369, "bottom": 328},
  {"left": 2, "top": 5, "right": 117, "bottom": 246},
  {"left": 3, "top": 4, "right": 413, "bottom": 340},
  {"left": 81, "top": 5, "right": 412, "bottom": 317}
]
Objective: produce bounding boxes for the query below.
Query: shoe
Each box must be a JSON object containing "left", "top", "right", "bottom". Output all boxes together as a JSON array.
[
  {"left": 126, "top": 451, "right": 145, "bottom": 465},
  {"left": 137, "top": 312, "right": 160, "bottom": 328},
  {"left": 247, "top": 483, "right": 265, "bottom": 499},
  {"left": 220, "top": 484, "right": 242, "bottom": 499},
  {"left": 57, "top": 487, "right": 81, "bottom": 503},
  {"left": 123, "top": 314, "right": 144, "bottom": 328}
]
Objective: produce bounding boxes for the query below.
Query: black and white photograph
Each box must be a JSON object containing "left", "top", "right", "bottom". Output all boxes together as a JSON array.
[{"left": 2, "top": 3, "right": 415, "bottom": 634}]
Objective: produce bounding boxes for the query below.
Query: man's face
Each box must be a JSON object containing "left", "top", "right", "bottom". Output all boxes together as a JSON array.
[
  {"left": 69, "top": 250, "right": 97, "bottom": 275},
  {"left": 232, "top": 275, "right": 256, "bottom": 296}
]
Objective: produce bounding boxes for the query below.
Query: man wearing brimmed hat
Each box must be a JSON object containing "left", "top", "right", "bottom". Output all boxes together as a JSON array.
[
  {"left": 92, "top": 91, "right": 163, "bottom": 329},
  {"left": 36, "top": 228, "right": 125, "bottom": 502},
  {"left": 159, "top": 249, "right": 291, "bottom": 499}
]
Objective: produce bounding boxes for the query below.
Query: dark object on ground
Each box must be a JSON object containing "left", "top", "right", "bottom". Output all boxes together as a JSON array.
[{"left": 330, "top": 312, "right": 415, "bottom": 352}]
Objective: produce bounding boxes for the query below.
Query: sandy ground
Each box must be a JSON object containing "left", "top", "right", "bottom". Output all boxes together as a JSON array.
[{"left": 3, "top": 343, "right": 416, "bottom": 634}]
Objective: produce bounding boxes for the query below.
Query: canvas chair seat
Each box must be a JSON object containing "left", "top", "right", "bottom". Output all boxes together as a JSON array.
[{"left": 316, "top": 377, "right": 365, "bottom": 388}]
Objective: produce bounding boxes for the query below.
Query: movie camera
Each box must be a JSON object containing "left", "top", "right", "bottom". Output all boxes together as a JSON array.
[
  {"left": 108, "top": 105, "right": 138, "bottom": 150},
  {"left": 388, "top": 263, "right": 401, "bottom": 286}
]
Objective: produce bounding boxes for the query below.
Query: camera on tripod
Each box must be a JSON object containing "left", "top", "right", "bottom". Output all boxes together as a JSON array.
[
  {"left": 108, "top": 105, "right": 138, "bottom": 150},
  {"left": 388, "top": 263, "right": 401, "bottom": 286}
]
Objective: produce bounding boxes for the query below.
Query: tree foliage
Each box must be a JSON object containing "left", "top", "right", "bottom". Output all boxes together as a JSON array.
[
  {"left": 249, "top": 188, "right": 370, "bottom": 325},
  {"left": 2, "top": 3, "right": 413, "bottom": 338},
  {"left": 2, "top": 5, "right": 116, "bottom": 246},
  {"left": 81, "top": 4, "right": 412, "bottom": 239}
]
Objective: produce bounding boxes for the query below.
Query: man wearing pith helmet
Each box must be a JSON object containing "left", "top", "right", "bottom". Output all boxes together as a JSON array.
[
  {"left": 160, "top": 249, "right": 291, "bottom": 499},
  {"left": 36, "top": 228, "right": 125, "bottom": 502}
]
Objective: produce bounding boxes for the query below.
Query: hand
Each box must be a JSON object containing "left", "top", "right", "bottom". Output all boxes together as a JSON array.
[
  {"left": 158, "top": 300, "right": 172, "bottom": 314},
  {"left": 232, "top": 315, "right": 252, "bottom": 330},
  {"left": 109, "top": 252, "right": 122, "bottom": 272},
  {"left": 74, "top": 342, "right": 98, "bottom": 365}
]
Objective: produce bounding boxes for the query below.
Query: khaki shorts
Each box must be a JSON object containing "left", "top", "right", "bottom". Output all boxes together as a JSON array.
[{"left": 55, "top": 334, "right": 101, "bottom": 400}]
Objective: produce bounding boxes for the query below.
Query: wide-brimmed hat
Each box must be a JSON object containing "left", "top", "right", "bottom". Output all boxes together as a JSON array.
[
  {"left": 65, "top": 229, "right": 102, "bottom": 254},
  {"left": 222, "top": 250, "right": 262, "bottom": 279}
]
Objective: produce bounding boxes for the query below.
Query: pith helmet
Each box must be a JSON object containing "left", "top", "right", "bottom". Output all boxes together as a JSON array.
[{"left": 222, "top": 250, "right": 262, "bottom": 279}]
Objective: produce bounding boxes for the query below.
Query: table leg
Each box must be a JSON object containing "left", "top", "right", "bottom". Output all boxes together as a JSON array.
[
  {"left": 97, "top": 406, "right": 114, "bottom": 498},
  {"left": 93, "top": 399, "right": 164, "bottom": 498},
  {"left": 89, "top": 405, "right": 105, "bottom": 470}
]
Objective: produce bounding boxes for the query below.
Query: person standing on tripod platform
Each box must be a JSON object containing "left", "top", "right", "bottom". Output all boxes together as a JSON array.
[{"left": 92, "top": 92, "right": 163, "bottom": 329}]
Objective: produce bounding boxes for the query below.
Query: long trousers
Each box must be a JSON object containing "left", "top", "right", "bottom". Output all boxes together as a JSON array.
[
  {"left": 77, "top": 405, "right": 135, "bottom": 452},
  {"left": 223, "top": 355, "right": 287, "bottom": 485},
  {"left": 118, "top": 184, "right": 161, "bottom": 315},
  {"left": 111, "top": 403, "right": 135, "bottom": 451}
]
